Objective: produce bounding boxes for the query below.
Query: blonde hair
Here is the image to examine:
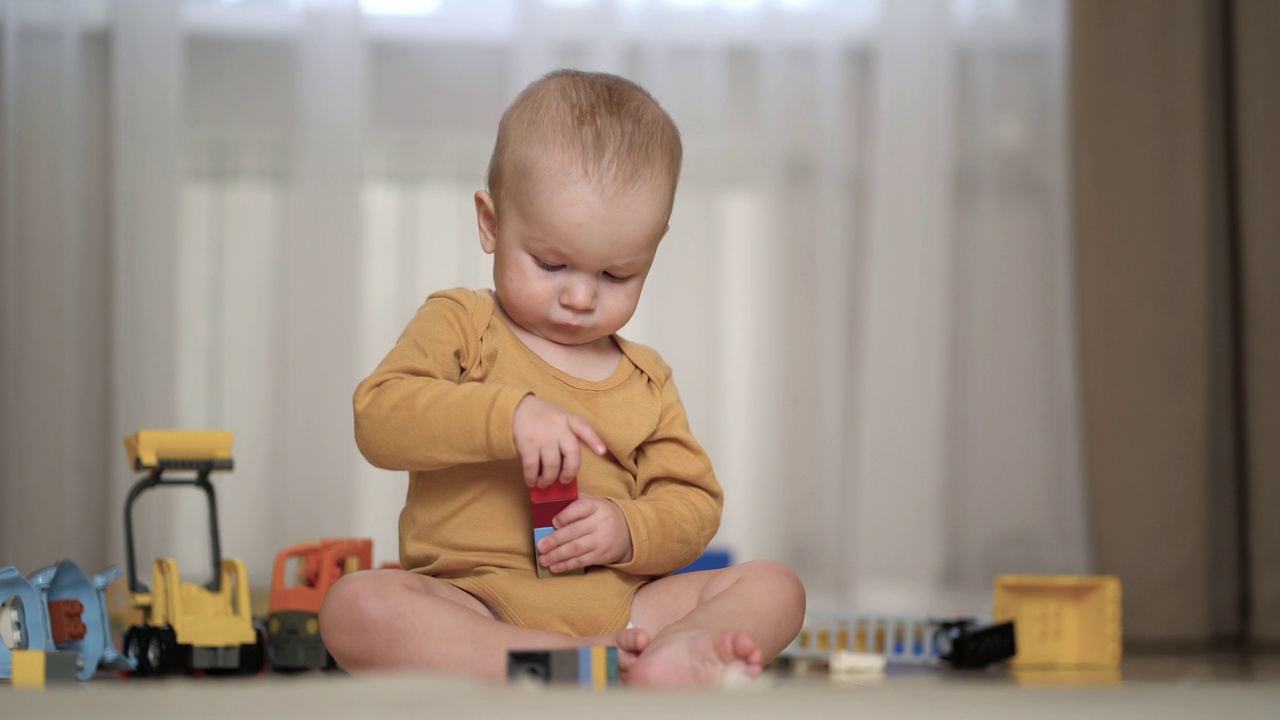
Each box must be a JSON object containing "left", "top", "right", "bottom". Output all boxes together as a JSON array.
[{"left": 486, "top": 69, "right": 683, "bottom": 213}]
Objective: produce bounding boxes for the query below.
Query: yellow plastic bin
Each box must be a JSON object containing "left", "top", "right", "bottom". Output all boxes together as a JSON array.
[{"left": 993, "top": 574, "right": 1122, "bottom": 669}]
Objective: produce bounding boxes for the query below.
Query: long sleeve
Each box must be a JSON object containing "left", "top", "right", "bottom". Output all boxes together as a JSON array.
[
  {"left": 607, "top": 373, "right": 723, "bottom": 577},
  {"left": 353, "top": 290, "right": 527, "bottom": 471}
]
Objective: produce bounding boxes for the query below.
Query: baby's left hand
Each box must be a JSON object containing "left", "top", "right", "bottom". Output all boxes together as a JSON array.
[{"left": 536, "top": 494, "right": 633, "bottom": 574}]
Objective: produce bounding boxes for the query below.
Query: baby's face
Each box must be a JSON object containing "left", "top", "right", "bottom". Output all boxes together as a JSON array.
[{"left": 480, "top": 170, "right": 669, "bottom": 347}]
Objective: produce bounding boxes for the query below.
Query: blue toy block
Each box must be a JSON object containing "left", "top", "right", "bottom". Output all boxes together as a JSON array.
[{"left": 532, "top": 526, "right": 584, "bottom": 578}]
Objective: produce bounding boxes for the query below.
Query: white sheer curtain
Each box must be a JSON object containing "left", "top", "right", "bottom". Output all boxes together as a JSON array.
[{"left": 0, "top": 0, "right": 1088, "bottom": 616}]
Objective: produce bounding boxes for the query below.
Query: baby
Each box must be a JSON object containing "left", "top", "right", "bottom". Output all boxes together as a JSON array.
[{"left": 319, "top": 69, "right": 805, "bottom": 687}]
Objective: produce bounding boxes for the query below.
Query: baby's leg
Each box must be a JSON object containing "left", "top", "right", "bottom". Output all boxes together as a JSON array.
[
  {"left": 319, "top": 569, "right": 648, "bottom": 679},
  {"left": 625, "top": 560, "right": 805, "bottom": 687}
]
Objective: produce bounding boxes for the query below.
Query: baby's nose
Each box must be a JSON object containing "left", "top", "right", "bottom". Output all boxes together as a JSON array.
[{"left": 561, "top": 276, "right": 597, "bottom": 311}]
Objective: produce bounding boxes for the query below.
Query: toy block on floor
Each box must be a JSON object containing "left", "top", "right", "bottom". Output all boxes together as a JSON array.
[
  {"left": 936, "top": 619, "right": 1017, "bottom": 669},
  {"left": 994, "top": 574, "right": 1122, "bottom": 669},
  {"left": 11, "top": 650, "right": 79, "bottom": 689},
  {"left": 783, "top": 611, "right": 942, "bottom": 665},
  {"left": 508, "top": 646, "right": 618, "bottom": 688}
]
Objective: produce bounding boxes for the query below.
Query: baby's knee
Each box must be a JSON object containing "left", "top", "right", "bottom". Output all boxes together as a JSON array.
[
  {"left": 740, "top": 560, "right": 806, "bottom": 609},
  {"left": 319, "top": 572, "right": 387, "bottom": 647}
]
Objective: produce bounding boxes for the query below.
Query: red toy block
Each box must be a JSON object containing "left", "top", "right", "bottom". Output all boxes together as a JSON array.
[
  {"left": 47, "top": 599, "right": 87, "bottom": 644},
  {"left": 532, "top": 499, "right": 574, "bottom": 528},
  {"left": 530, "top": 478, "right": 578, "bottom": 504},
  {"left": 530, "top": 478, "right": 579, "bottom": 526}
]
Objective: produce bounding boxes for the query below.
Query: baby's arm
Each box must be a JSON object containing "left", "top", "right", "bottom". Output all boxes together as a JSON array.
[
  {"left": 354, "top": 292, "right": 527, "bottom": 471},
  {"left": 610, "top": 387, "right": 723, "bottom": 576},
  {"left": 537, "top": 374, "right": 723, "bottom": 576}
]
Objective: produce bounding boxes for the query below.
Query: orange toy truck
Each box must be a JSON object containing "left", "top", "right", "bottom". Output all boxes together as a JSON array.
[{"left": 266, "top": 538, "right": 372, "bottom": 672}]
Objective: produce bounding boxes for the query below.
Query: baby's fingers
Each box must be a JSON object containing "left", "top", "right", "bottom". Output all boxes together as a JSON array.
[
  {"left": 551, "top": 497, "right": 593, "bottom": 529},
  {"left": 520, "top": 446, "right": 542, "bottom": 487},
  {"left": 558, "top": 435, "right": 582, "bottom": 484},
  {"left": 537, "top": 444, "right": 562, "bottom": 488},
  {"left": 567, "top": 415, "right": 606, "bottom": 456}
]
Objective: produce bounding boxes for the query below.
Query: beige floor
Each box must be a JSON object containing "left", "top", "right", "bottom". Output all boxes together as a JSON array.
[{"left": 4, "top": 653, "right": 1279, "bottom": 719}]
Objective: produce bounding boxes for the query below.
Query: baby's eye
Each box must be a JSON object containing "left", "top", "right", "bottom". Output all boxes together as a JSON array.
[
  {"left": 533, "top": 257, "right": 564, "bottom": 272},
  {"left": 603, "top": 272, "right": 633, "bottom": 284}
]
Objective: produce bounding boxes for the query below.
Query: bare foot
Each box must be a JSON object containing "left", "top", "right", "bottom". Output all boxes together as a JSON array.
[
  {"left": 625, "top": 628, "right": 763, "bottom": 688},
  {"left": 579, "top": 626, "right": 651, "bottom": 672}
]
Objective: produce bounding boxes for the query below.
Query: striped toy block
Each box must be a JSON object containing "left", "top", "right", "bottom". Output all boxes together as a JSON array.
[{"left": 508, "top": 646, "right": 619, "bottom": 688}]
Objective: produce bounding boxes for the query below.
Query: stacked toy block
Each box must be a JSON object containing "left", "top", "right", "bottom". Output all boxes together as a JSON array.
[
  {"left": 508, "top": 646, "right": 619, "bottom": 688},
  {"left": 530, "top": 479, "right": 584, "bottom": 578}
]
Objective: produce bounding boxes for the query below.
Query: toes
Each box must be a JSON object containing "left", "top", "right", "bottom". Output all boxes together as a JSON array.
[
  {"left": 621, "top": 627, "right": 651, "bottom": 652},
  {"left": 720, "top": 630, "right": 757, "bottom": 663}
]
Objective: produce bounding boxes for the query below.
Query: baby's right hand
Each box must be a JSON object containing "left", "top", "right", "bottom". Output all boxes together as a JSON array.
[{"left": 512, "top": 395, "right": 606, "bottom": 489}]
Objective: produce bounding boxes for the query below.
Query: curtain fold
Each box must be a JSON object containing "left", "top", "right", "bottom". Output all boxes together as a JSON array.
[
  {"left": 1072, "top": 0, "right": 1280, "bottom": 646},
  {"left": 0, "top": 0, "right": 1083, "bottom": 621}
]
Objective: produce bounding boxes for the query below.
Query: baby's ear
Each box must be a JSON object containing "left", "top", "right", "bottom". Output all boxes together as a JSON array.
[{"left": 475, "top": 190, "right": 499, "bottom": 253}]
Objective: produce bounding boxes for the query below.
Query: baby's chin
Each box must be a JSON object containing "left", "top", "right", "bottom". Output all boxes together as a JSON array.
[
  {"left": 535, "top": 321, "right": 622, "bottom": 346},
  {"left": 542, "top": 328, "right": 612, "bottom": 347}
]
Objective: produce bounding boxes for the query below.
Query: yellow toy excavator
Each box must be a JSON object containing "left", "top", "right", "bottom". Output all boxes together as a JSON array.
[{"left": 121, "top": 430, "right": 264, "bottom": 676}]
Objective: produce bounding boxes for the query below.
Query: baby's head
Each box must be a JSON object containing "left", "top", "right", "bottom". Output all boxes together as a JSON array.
[
  {"left": 485, "top": 69, "right": 683, "bottom": 217},
  {"left": 476, "top": 70, "right": 683, "bottom": 349}
]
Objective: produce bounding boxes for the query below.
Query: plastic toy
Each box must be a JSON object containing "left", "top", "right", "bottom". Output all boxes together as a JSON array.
[
  {"left": 828, "top": 650, "right": 887, "bottom": 676},
  {"left": 781, "top": 609, "right": 1014, "bottom": 669},
  {"left": 783, "top": 610, "right": 946, "bottom": 665},
  {"left": 10, "top": 650, "right": 79, "bottom": 689},
  {"left": 993, "top": 574, "right": 1122, "bottom": 669},
  {"left": 674, "top": 547, "right": 732, "bottom": 575},
  {"left": 267, "top": 538, "right": 372, "bottom": 672},
  {"left": 530, "top": 480, "right": 584, "bottom": 578},
  {"left": 508, "top": 646, "right": 618, "bottom": 688},
  {"left": 120, "top": 430, "right": 265, "bottom": 676},
  {"left": 0, "top": 559, "right": 134, "bottom": 681},
  {"left": 933, "top": 618, "right": 1017, "bottom": 669}
]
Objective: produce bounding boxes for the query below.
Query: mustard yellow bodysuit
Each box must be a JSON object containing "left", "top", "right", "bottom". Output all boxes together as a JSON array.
[{"left": 353, "top": 288, "right": 724, "bottom": 636}]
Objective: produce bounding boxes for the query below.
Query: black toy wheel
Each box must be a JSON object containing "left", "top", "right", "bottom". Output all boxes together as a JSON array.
[
  {"left": 124, "top": 626, "right": 152, "bottom": 676},
  {"left": 238, "top": 625, "right": 267, "bottom": 675},
  {"left": 147, "top": 626, "right": 179, "bottom": 676}
]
